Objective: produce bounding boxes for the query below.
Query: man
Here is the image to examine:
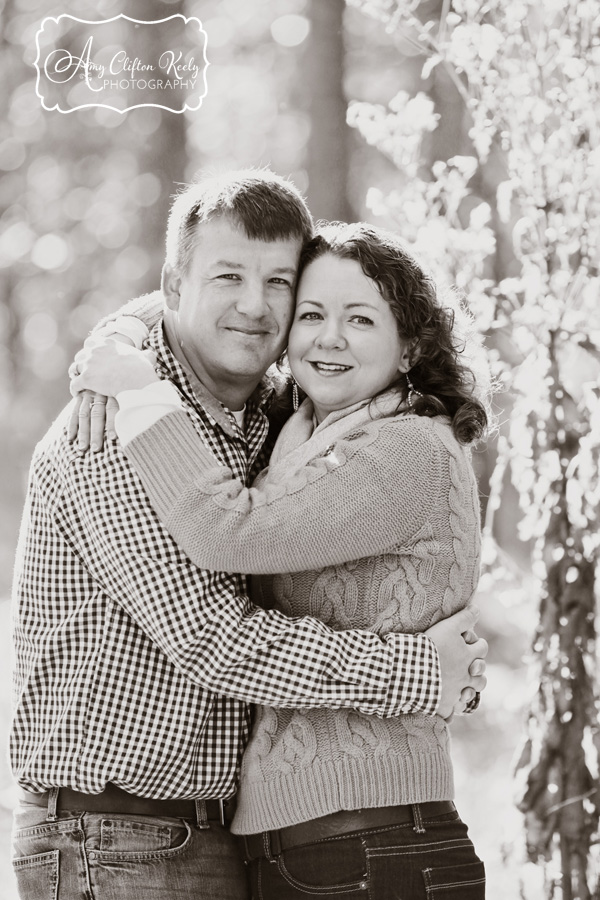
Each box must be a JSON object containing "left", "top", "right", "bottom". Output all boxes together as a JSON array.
[{"left": 11, "top": 169, "right": 487, "bottom": 900}]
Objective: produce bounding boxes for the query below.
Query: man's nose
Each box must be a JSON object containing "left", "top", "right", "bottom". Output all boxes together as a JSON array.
[{"left": 235, "top": 282, "right": 269, "bottom": 317}]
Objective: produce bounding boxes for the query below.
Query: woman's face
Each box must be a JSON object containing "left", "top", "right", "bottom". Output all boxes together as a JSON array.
[{"left": 288, "top": 254, "right": 410, "bottom": 423}]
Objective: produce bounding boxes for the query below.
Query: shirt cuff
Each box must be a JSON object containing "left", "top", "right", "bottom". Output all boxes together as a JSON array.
[
  {"left": 384, "top": 633, "right": 441, "bottom": 717},
  {"left": 115, "top": 380, "right": 184, "bottom": 445},
  {"left": 95, "top": 316, "right": 150, "bottom": 349}
]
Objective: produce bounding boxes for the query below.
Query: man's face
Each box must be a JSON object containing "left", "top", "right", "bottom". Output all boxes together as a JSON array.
[{"left": 163, "top": 216, "right": 301, "bottom": 403}]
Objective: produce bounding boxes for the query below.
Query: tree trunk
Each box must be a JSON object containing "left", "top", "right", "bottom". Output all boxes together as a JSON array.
[
  {"left": 303, "top": 0, "right": 354, "bottom": 222},
  {"left": 514, "top": 334, "right": 599, "bottom": 900},
  {"left": 119, "top": 0, "right": 188, "bottom": 293}
]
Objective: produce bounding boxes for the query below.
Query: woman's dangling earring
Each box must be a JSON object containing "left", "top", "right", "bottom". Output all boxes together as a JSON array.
[
  {"left": 406, "top": 373, "right": 422, "bottom": 408},
  {"left": 292, "top": 379, "right": 300, "bottom": 412}
]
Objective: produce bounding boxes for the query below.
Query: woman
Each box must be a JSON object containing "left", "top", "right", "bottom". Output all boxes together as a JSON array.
[{"left": 72, "top": 222, "right": 490, "bottom": 899}]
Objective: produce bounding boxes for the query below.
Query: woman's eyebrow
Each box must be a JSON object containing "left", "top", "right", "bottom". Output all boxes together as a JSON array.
[
  {"left": 345, "top": 302, "right": 378, "bottom": 311},
  {"left": 296, "top": 300, "right": 379, "bottom": 310}
]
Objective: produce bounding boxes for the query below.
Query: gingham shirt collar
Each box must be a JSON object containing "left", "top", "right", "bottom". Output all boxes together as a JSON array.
[{"left": 150, "top": 322, "right": 275, "bottom": 442}]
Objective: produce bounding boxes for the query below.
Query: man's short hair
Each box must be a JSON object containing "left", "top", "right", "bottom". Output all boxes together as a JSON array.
[{"left": 165, "top": 169, "right": 313, "bottom": 272}]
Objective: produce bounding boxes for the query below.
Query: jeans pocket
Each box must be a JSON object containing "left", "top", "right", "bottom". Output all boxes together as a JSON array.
[
  {"left": 275, "top": 839, "right": 369, "bottom": 896},
  {"left": 12, "top": 849, "right": 60, "bottom": 900},
  {"left": 422, "top": 860, "right": 486, "bottom": 897},
  {"left": 91, "top": 817, "right": 192, "bottom": 861},
  {"left": 100, "top": 817, "right": 172, "bottom": 851}
]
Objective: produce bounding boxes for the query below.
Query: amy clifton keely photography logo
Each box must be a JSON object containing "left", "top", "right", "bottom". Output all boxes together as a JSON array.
[{"left": 34, "top": 14, "right": 209, "bottom": 113}]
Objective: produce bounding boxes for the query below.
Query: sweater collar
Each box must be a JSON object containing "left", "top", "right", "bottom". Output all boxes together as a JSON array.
[{"left": 266, "top": 387, "right": 406, "bottom": 479}]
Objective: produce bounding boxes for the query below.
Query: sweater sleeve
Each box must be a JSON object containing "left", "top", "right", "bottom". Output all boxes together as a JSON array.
[
  {"left": 123, "top": 408, "right": 442, "bottom": 575},
  {"left": 93, "top": 290, "right": 165, "bottom": 333}
]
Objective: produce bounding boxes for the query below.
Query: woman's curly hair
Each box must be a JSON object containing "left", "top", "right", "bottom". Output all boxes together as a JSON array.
[{"left": 297, "top": 222, "right": 491, "bottom": 445}]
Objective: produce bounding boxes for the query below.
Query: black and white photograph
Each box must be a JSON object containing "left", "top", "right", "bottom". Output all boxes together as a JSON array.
[{"left": 1, "top": 2, "right": 599, "bottom": 898}]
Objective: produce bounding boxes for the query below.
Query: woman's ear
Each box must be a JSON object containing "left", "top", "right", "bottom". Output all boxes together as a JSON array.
[
  {"left": 162, "top": 264, "right": 182, "bottom": 311},
  {"left": 401, "top": 340, "right": 421, "bottom": 373},
  {"left": 398, "top": 342, "right": 415, "bottom": 374}
]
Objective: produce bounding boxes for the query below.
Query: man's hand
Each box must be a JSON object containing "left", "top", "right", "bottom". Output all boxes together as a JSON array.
[{"left": 425, "top": 606, "right": 488, "bottom": 719}]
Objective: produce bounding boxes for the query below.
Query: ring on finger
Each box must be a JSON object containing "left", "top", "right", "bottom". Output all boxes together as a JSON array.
[{"left": 464, "top": 691, "right": 481, "bottom": 714}]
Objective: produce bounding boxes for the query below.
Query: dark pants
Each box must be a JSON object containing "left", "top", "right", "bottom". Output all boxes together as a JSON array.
[
  {"left": 12, "top": 800, "right": 249, "bottom": 900},
  {"left": 244, "top": 805, "right": 485, "bottom": 900}
]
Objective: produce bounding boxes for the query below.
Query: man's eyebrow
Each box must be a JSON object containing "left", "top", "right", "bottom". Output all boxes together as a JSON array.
[
  {"left": 209, "top": 262, "right": 297, "bottom": 276},
  {"left": 211, "top": 260, "right": 244, "bottom": 269}
]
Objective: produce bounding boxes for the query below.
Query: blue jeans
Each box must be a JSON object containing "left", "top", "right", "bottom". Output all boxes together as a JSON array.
[
  {"left": 244, "top": 807, "right": 485, "bottom": 899},
  {"left": 12, "top": 802, "right": 249, "bottom": 900}
]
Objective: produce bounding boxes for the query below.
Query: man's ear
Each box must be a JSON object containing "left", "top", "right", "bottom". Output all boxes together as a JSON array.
[{"left": 162, "top": 264, "right": 182, "bottom": 311}]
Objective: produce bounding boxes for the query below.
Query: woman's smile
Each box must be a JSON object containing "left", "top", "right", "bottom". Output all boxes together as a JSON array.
[{"left": 307, "top": 360, "right": 354, "bottom": 375}]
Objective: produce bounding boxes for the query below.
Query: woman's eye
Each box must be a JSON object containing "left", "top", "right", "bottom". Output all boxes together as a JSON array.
[
  {"left": 351, "top": 315, "right": 374, "bottom": 326},
  {"left": 298, "top": 312, "right": 322, "bottom": 321}
]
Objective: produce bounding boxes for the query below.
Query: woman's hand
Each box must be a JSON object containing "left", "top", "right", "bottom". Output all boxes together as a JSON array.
[
  {"left": 68, "top": 392, "right": 120, "bottom": 452},
  {"left": 70, "top": 337, "right": 159, "bottom": 396},
  {"left": 68, "top": 338, "right": 158, "bottom": 452}
]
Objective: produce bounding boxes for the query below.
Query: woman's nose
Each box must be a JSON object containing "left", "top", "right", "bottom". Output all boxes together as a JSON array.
[{"left": 315, "top": 320, "right": 346, "bottom": 349}]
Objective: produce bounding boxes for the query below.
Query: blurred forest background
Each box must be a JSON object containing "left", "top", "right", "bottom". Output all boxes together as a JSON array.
[{"left": 1, "top": 0, "right": 599, "bottom": 898}]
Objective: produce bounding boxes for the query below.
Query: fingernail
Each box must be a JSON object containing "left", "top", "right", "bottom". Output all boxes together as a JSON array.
[
  {"left": 109, "top": 432, "right": 117, "bottom": 441},
  {"left": 92, "top": 444, "right": 99, "bottom": 452}
]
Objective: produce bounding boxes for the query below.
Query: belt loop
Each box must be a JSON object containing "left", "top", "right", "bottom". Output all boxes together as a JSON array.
[
  {"left": 195, "top": 799, "right": 209, "bottom": 830},
  {"left": 263, "top": 829, "right": 281, "bottom": 862},
  {"left": 263, "top": 831, "right": 273, "bottom": 861},
  {"left": 47, "top": 788, "right": 59, "bottom": 823},
  {"left": 412, "top": 803, "right": 426, "bottom": 834}
]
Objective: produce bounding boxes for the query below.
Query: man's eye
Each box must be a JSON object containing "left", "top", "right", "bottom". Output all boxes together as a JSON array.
[
  {"left": 269, "top": 278, "right": 292, "bottom": 287},
  {"left": 217, "top": 273, "right": 240, "bottom": 280}
]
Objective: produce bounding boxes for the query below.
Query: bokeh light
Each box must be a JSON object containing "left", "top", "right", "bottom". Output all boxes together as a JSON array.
[{"left": 270, "top": 14, "right": 310, "bottom": 47}]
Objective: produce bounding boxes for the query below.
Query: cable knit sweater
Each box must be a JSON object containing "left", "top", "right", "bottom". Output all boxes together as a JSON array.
[{"left": 122, "top": 400, "right": 481, "bottom": 834}]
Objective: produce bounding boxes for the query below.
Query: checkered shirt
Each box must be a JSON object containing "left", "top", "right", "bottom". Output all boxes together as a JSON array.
[{"left": 11, "top": 321, "right": 440, "bottom": 800}]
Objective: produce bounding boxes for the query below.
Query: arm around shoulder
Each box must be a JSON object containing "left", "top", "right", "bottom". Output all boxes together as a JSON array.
[
  {"left": 123, "top": 411, "right": 444, "bottom": 574},
  {"left": 94, "top": 290, "right": 165, "bottom": 334}
]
